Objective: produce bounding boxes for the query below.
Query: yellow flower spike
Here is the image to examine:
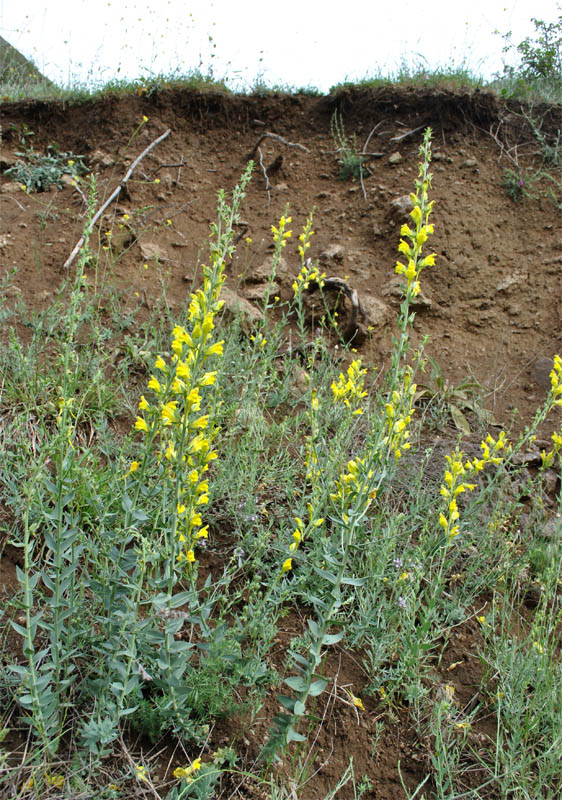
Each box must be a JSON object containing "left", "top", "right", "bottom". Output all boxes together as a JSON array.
[
  {"left": 410, "top": 205, "right": 422, "bottom": 224},
  {"left": 135, "top": 765, "right": 148, "bottom": 782},
  {"left": 161, "top": 401, "right": 178, "bottom": 423},
  {"left": 124, "top": 460, "right": 140, "bottom": 478},
  {"left": 351, "top": 694, "right": 365, "bottom": 711}
]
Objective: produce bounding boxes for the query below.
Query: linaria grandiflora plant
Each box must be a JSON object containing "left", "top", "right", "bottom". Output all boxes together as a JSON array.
[{"left": 261, "top": 128, "right": 437, "bottom": 761}]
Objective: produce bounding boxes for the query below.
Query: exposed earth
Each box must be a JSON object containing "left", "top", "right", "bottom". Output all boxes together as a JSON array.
[{"left": 0, "top": 86, "right": 561, "bottom": 798}]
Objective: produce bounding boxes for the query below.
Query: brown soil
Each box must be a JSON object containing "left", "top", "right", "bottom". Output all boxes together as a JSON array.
[{"left": 1, "top": 86, "right": 561, "bottom": 798}]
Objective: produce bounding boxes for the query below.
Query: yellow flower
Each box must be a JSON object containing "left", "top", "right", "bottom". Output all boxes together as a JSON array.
[
  {"left": 533, "top": 640, "right": 544, "bottom": 654},
  {"left": 124, "top": 460, "right": 140, "bottom": 477},
  {"left": 174, "top": 758, "right": 202, "bottom": 780},
  {"left": 46, "top": 774, "right": 65, "bottom": 788},
  {"left": 351, "top": 694, "right": 365, "bottom": 711},
  {"left": 282, "top": 558, "right": 293, "bottom": 574},
  {"left": 135, "top": 764, "right": 148, "bottom": 782},
  {"left": 148, "top": 375, "right": 162, "bottom": 393},
  {"left": 142, "top": 115, "right": 149, "bottom": 122},
  {"left": 135, "top": 417, "right": 148, "bottom": 432},
  {"left": 186, "top": 549, "right": 195, "bottom": 562}
]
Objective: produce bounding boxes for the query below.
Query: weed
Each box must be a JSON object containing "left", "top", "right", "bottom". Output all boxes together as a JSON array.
[
  {"left": 330, "top": 111, "right": 365, "bottom": 181},
  {"left": 5, "top": 144, "right": 88, "bottom": 193}
]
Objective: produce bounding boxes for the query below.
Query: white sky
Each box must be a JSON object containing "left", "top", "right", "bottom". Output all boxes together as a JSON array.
[{"left": 1, "top": 0, "right": 561, "bottom": 92}]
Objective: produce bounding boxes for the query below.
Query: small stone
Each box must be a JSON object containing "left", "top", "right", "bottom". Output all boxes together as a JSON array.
[
  {"left": 388, "top": 152, "right": 402, "bottom": 165},
  {"left": 1, "top": 181, "right": 22, "bottom": 193},
  {"left": 244, "top": 283, "right": 279, "bottom": 301},
  {"left": 543, "top": 515, "right": 561, "bottom": 540},
  {"left": 461, "top": 158, "right": 478, "bottom": 168},
  {"left": 140, "top": 241, "right": 170, "bottom": 263},
  {"left": 275, "top": 183, "right": 288, "bottom": 192},
  {"left": 388, "top": 194, "right": 414, "bottom": 222},
  {"left": 531, "top": 356, "right": 554, "bottom": 389},
  {"left": 320, "top": 244, "right": 345, "bottom": 264},
  {"left": 496, "top": 271, "right": 528, "bottom": 293},
  {"left": 220, "top": 287, "right": 263, "bottom": 329},
  {"left": 372, "top": 223, "right": 383, "bottom": 238},
  {"left": 250, "top": 254, "right": 289, "bottom": 283},
  {"left": 361, "top": 295, "right": 391, "bottom": 328},
  {"left": 90, "top": 149, "right": 115, "bottom": 168},
  {"left": 381, "top": 276, "right": 432, "bottom": 309}
]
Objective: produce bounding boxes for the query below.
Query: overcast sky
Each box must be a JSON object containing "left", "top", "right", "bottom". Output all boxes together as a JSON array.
[{"left": 1, "top": 0, "right": 561, "bottom": 92}]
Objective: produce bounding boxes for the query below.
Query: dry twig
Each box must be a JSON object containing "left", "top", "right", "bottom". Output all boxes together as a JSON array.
[
  {"left": 63, "top": 129, "right": 171, "bottom": 270},
  {"left": 246, "top": 131, "right": 309, "bottom": 161}
]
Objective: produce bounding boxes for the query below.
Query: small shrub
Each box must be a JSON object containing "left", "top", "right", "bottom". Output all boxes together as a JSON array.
[{"left": 5, "top": 144, "right": 88, "bottom": 192}]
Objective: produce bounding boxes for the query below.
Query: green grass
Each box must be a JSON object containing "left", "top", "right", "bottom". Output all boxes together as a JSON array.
[{"left": 0, "top": 132, "right": 561, "bottom": 799}]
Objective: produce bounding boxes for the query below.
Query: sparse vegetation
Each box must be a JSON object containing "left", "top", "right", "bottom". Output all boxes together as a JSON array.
[{"left": 0, "top": 120, "right": 561, "bottom": 799}]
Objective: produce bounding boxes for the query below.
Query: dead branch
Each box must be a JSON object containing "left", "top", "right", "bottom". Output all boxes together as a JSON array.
[
  {"left": 246, "top": 131, "right": 309, "bottom": 160},
  {"left": 359, "top": 121, "right": 386, "bottom": 200},
  {"left": 257, "top": 146, "right": 271, "bottom": 204},
  {"left": 390, "top": 124, "right": 427, "bottom": 143},
  {"left": 63, "top": 129, "right": 171, "bottom": 270},
  {"left": 307, "top": 275, "right": 366, "bottom": 343},
  {"left": 233, "top": 221, "right": 249, "bottom": 246}
]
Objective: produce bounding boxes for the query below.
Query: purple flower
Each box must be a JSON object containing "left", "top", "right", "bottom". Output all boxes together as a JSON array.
[
  {"left": 519, "top": 180, "right": 524, "bottom": 187},
  {"left": 398, "top": 596, "right": 407, "bottom": 609},
  {"left": 394, "top": 558, "right": 403, "bottom": 570}
]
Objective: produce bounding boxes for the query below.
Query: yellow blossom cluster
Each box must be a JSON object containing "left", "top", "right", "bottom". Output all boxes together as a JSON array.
[
  {"left": 330, "top": 457, "right": 376, "bottom": 516},
  {"left": 383, "top": 367, "right": 417, "bottom": 461},
  {"left": 173, "top": 758, "right": 202, "bottom": 781},
  {"left": 271, "top": 215, "right": 292, "bottom": 246},
  {"left": 394, "top": 132, "right": 436, "bottom": 298},
  {"left": 541, "top": 430, "right": 562, "bottom": 468},
  {"left": 331, "top": 359, "right": 368, "bottom": 414},
  {"left": 291, "top": 258, "right": 326, "bottom": 296},
  {"left": 549, "top": 354, "right": 562, "bottom": 406},
  {"left": 132, "top": 247, "right": 231, "bottom": 566},
  {"left": 439, "top": 432, "right": 509, "bottom": 544}
]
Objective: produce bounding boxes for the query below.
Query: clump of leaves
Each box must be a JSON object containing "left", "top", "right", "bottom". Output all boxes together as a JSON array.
[
  {"left": 330, "top": 110, "right": 365, "bottom": 181},
  {"left": 5, "top": 144, "right": 88, "bottom": 192},
  {"left": 415, "top": 356, "right": 493, "bottom": 434}
]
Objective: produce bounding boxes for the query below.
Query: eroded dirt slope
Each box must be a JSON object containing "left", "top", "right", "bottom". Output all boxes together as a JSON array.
[{"left": 1, "top": 87, "right": 561, "bottom": 432}]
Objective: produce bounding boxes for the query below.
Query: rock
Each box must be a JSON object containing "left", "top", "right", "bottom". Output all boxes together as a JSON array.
[
  {"left": 275, "top": 183, "right": 289, "bottom": 192},
  {"left": 372, "top": 223, "right": 384, "bottom": 238},
  {"left": 60, "top": 173, "right": 75, "bottom": 188},
  {"left": 1, "top": 181, "right": 23, "bottom": 194},
  {"left": 543, "top": 515, "right": 561, "bottom": 540},
  {"left": 461, "top": 158, "right": 478, "bottom": 169},
  {"left": 388, "top": 194, "right": 414, "bottom": 223},
  {"left": 388, "top": 152, "right": 402, "bottom": 165},
  {"left": 531, "top": 356, "right": 553, "bottom": 389},
  {"left": 90, "top": 149, "right": 115, "bottom": 168},
  {"left": 220, "top": 287, "right": 263, "bottom": 329},
  {"left": 250, "top": 254, "right": 289, "bottom": 284},
  {"left": 361, "top": 295, "right": 391, "bottom": 328},
  {"left": 244, "top": 283, "right": 279, "bottom": 302},
  {"left": 140, "top": 241, "right": 170, "bottom": 263},
  {"left": 320, "top": 244, "right": 345, "bottom": 264},
  {"left": 381, "top": 276, "right": 432, "bottom": 309},
  {"left": 496, "top": 270, "right": 528, "bottom": 293}
]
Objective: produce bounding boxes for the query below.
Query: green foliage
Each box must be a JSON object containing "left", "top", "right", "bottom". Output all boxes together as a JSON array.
[
  {"left": 5, "top": 144, "right": 88, "bottom": 193},
  {"left": 1, "top": 124, "right": 562, "bottom": 799},
  {"left": 330, "top": 111, "right": 365, "bottom": 181}
]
